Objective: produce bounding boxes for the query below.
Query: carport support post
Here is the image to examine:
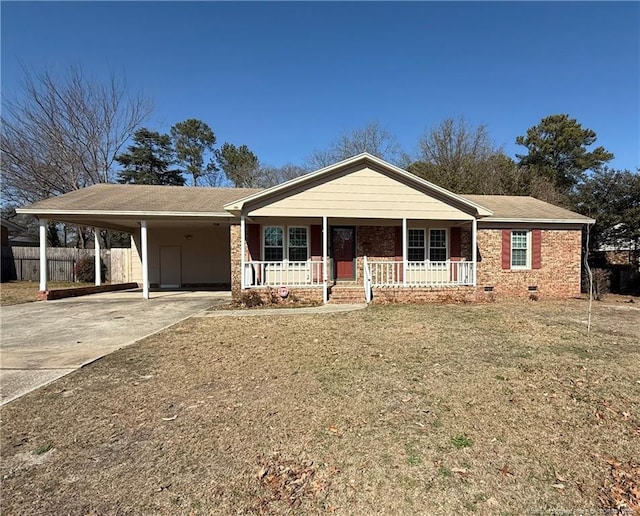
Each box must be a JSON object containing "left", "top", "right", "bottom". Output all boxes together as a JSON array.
[
  {"left": 141, "top": 220, "right": 149, "bottom": 299},
  {"left": 39, "top": 218, "right": 47, "bottom": 292},
  {"left": 94, "top": 228, "right": 101, "bottom": 287},
  {"left": 322, "top": 215, "right": 328, "bottom": 304}
]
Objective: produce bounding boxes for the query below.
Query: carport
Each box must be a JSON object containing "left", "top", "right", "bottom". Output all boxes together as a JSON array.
[{"left": 17, "top": 184, "right": 260, "bottom": 299}]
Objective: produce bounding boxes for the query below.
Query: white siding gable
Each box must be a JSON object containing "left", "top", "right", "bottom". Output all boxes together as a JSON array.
[{"left": 247, "top": 166, "right": 474, "bottom": 220}]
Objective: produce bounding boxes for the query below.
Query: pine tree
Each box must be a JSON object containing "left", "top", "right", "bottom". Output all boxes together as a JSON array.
[{"left": 116, "top": 128, "right": 185, "bottom": 185}]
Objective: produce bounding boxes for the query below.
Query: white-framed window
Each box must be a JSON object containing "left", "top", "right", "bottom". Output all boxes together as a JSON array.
[
  {"left": 287, "top": 226, "right": 309, "bottom": 261},
  {"left": 511, "top": 230, "right": 531, "bottom": 269},
  {"left": 263, "top": 225, "right": 309, "bottom": 262},
  {"left": 408, "top": 229, "right": 426, "bottom": 261},
  {"left": 429, "top": 229, "right": 447, "bottom": 262},
  {"left": 263, "top": 226, "right": 284, "bottom": 261}
]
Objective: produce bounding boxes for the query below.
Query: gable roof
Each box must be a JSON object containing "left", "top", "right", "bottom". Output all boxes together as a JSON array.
[
  {"left": 462, "top": 195, "right": 595, "bottom": 224},
  {"left": 17, "top": 184, "right": 262, "bottom": 217},
  {"left": 15, "top": 156, "right": 594, "bottom": 226},
  {"left": 223, "top": 153, "right": 494, "bottom": 218}
]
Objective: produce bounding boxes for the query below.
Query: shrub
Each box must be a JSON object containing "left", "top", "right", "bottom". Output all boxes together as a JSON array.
[
  {"left": 74, "top": 256, "right": 107, "bottom": 283},
  {"left": 239, "top": 290, "right": 264, "bottom": 308}
]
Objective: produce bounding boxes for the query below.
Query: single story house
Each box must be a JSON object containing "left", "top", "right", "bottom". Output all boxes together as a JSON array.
[{"left": 17, "top": 153, "right": 594, "bottom": 303}]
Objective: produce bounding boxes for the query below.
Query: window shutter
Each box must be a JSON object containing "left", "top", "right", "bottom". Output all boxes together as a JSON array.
[
  {"left": 532, "top": 229, "right": 542, "bottom": 269},
  {"left": 450, "top": 227, "right": 462, "bottom": 258},
  {"left": 247, "top": 224, "right": 261, "bottom": 260},
  {"left": 501, "top": 230, "right": 511, "bottom": 269},
  {"left": 310, "top": 225, "right": 322, "bottom": 260}
]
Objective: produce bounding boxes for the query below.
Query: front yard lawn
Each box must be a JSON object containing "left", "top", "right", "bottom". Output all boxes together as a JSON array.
[{"left": 1, "top": 299, "right": 638, "bottom": 514}]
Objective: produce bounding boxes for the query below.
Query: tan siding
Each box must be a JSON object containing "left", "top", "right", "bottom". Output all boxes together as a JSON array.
[
  {"left": 131, "top": 225, "right": 230, "bottom": 287},
  {"left": 249, "top": 167, "right": 473, "bottom": 220},
  {"left": 130, "top": 234, "right": 143, "bottom": 284}
]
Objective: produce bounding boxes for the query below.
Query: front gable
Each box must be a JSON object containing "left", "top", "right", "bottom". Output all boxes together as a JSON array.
[{"left": 227, "top": 154, "right": 490, "bottom": 220}]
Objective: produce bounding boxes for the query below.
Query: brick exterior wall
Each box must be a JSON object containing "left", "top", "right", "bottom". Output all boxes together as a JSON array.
[
  {"left": 356, "top": 226, "right": 397, "bottom": 282},
  {"left": 230, "top": 221, "right": 584, "bottom": 303},
  {"left": 230, "top": 224, "right": 242, "bottom": 298},
  {"left": 476, "top": 228, "right": 582, "bottom": 299}
]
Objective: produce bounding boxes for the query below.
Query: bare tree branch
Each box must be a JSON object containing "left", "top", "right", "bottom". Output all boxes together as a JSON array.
[{"left": 1, "top": 65, "right": 153, "bottom": 206}]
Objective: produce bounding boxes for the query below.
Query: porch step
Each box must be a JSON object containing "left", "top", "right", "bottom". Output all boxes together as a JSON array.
[{"left": 328, "top": 285, "right": 366, "bottom": 304}]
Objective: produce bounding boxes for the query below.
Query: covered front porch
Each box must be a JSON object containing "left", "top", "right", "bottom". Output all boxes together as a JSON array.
[{"left": 238, "top": 217, "right": 478, "bottom": 304}]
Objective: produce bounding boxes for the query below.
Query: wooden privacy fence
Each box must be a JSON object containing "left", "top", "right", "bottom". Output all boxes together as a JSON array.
[{"left": 1, "top": 246, "right": 132, "bottom": 283}]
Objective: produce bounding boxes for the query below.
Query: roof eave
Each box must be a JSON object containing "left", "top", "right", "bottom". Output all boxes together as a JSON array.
[
  {"left": 16, "top": 208, "right": 235, "bottom": 218},
  {"left": 480, "top": 217, "right": 596, "bottom": 225}
]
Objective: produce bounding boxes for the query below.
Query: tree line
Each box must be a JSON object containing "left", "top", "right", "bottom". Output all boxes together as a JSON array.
[{"left": 1, "top": 66, "right": 638, "bottom": 258}]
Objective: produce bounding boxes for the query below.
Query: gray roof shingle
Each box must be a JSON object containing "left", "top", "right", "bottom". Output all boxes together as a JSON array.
[
  {"left": 22, "top": 184, "right": 262, "bottom": 214},
  {"left": 462, "top": 195, "right": 593, "bottom": 222},
  {"left": 19, "top": 184, "right": 592, "bottom": 223}
]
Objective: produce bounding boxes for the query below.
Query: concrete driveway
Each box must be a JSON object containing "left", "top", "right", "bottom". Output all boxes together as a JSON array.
[{"left": 0, "top": 290, "right": 229, "bottom": 404}]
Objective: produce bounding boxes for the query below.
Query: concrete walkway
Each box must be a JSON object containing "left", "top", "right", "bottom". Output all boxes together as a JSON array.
[
  {"left": 195, "top": 303, "right": 367, "bottom": 317},
  {"left": 0, "top": 290, "right": 229, "bottom": 405}
]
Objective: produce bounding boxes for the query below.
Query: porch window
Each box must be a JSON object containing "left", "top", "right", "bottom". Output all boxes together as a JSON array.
[
  {"left": 408, "top": 229, "right": 426, "bottom": 261},
  {"left": 264, "top": 226, "right": 284, "bottom": 261},
  {"left": 511, "top": 230, "right": 530, "bottom": 268},
  {"left": 288, "top": 227, "right": 309, "bottom": 261},
  {"left": 429, "top": 229, "right": 447, "bottom": 261}
]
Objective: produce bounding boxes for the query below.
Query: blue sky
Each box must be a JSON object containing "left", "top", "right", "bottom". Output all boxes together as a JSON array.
[{"left": 2, "top": 1, "right": 639, "bottom": 171}]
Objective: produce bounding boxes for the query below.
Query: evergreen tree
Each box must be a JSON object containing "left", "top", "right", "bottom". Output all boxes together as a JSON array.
[
  {"left": 116, "top": 128, "right": 185, "bottom": 185},
  {"left": 170, "top": 119, "right": 217, "bottom": 186},
  {"left": 216, "top": 143, "right": 260, "bottom": 187},
  {"left": 515, "top": 114, "right": 613, "bottom": 193}
]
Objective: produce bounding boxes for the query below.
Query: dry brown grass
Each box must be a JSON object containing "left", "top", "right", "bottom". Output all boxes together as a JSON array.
[
  {"left": 1, "top": 297, "right": 638, "bottom": 515},
  {"left": 0, "top": 281, "right": 92, "bottom": 306}
]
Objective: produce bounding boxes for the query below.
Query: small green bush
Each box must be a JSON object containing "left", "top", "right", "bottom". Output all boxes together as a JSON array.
[{"left": 74, "top": 256, "right": 107, "bottom": 283}]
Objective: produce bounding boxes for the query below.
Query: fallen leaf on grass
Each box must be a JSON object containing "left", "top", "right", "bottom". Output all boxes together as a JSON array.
[
  {"left": 499, "top": 464, "right": 514, "bottom": 477},
  {"left": 600, "top": 457, "right": 640, "bottom": 513},
  {"left": 327, "top": 426, "right": 339, "bottom": 434}
]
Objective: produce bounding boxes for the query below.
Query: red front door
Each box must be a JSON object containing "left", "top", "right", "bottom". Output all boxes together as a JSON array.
[{"left": 331, "top": 227, "right": 355, "bottom": 280}]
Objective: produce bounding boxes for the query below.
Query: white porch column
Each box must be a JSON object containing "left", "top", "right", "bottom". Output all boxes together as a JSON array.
[
  {"left": 240, "top": 214, "right": 246, "bottom": 289},
  {"left": 94, "top": 228, "right": 101, "bottom": 287},
  {"left": 141, "top": 220, "right": 149, "bottom": 299},
  {"left": 402, "top": 218, "right": 407, "bottom": 285},
  {"left": 39, "top": 218, "right": 47, "bottom": 291},
  {"left": 471, "top": 218, "right": 478, "bottom": 286},
  {"left": 322, "top": 215, "right": 328, "bottom": 304}
]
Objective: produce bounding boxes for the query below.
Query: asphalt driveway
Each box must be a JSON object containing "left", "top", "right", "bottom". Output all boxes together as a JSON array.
[{"left": 0, "top": 290, "right": 229, "bottom": 404}]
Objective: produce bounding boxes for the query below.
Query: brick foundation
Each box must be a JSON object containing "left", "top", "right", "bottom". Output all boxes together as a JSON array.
[
  {"left": 371, "top": 286, "right": 477, "bottom": 304},
  {"left": 236, "top": 287, "right": 323, "bottom": 305}
]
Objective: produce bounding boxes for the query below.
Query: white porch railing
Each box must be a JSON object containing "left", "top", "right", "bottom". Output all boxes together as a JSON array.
[
  {"left": 244, "top": 260, "right": 324, "bottom": 287},
  {"left": 367, "top": 260, "right": 475, "bottom": 287}
]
